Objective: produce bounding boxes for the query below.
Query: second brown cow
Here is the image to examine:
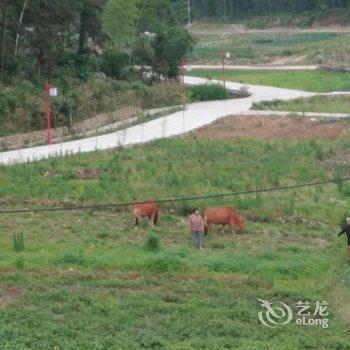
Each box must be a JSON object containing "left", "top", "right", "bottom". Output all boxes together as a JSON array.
[{"left": 204, "top": 207, "right": 246, "bottom": 234}]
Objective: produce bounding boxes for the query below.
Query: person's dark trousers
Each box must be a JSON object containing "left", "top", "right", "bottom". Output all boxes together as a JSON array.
[{"left": 192, "top": 231, "right": 203, "bottom": 248}]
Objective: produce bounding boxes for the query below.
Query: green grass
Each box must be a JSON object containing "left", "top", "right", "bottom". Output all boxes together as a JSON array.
[
  {"left": 189, "top": 31, "right": 350, "bottom": 65},
  {"left": 187, "top": 69, "right": 350, "bottom": 92},
  {"left": 240, "top": 9, "right": 350, "bottom": 29},
  {"left": 252, "top": 94, "right": 350, "bottom": 114},
  {"left": 0, "top": 138, "right": 346, "bottom": 209},
  {"left": 1, "top": 138, "right": 350, "bottom": 348}
]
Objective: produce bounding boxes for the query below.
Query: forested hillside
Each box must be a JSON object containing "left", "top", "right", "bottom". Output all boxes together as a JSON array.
[
  {"left": 1, "top": 0, "right": 350, "bottom": 137},
  {"left": 0, "top": 0, "right": 192, "bottom": 135},
  {"left": 190, "top": 0, "right": 350, "bottom": 22}
]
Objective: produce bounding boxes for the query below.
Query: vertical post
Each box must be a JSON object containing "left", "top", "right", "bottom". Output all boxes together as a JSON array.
[
  {"left": 181, "top": 60, "right": 187, "bottom": 133},
  {"left": 1, "top": 9, "right": 7, "bottom": 84},
  {"left": 187, "top": 0, "right": 191, "bottom": 26},
  {"left": 44, "top": 82, "right": 52, "bottom": 145},
  {"left": 141, "top": 120, "right": 144, "bottom": 143},
  {"left": 221, "top": 50, "right": 226, "bottom": 89}
]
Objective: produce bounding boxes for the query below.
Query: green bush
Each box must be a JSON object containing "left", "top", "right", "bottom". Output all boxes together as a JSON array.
[
  {"left": 144, "top": 231, "right": 161, "bottom": 251},
  {"left": 99, "top": 51, "right": 128, "bottom": 79},
  {"left": 13, "top": 233, "right": 24, "bottom": 252},
  {"left": 15, "top": 255, "right": 25, "bottom": 269},
  {"left": 145, "top": 253, "right": 185, "bottom": 272},
  {"left": 188, "top": 83, "right": 229, "bottom": 102},
  {"left": 0, "top": 77, "right": 183, "bottom": 136}
]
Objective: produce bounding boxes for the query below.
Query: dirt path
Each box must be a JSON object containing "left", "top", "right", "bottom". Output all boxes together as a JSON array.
[
  {"left": 189, "top": 23, "right": 350, "bottom": 35},
  {"left": 193, "top": 115, "right": 350, "bottom": 141}
]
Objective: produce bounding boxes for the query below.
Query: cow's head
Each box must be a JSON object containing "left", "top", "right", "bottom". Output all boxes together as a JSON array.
[{"left": 236, "top": 215, "right": 246, "bottom": 232}]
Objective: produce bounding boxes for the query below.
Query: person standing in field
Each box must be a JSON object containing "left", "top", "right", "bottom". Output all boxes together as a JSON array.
[
  {"left": 337, "top": 217, "right": 350, "bottom": 260},
  {"left": 189, "top": 209, "right": 204, "bottom": 250}
]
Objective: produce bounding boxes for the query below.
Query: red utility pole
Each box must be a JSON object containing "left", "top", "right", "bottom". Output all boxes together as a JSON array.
[{"left": 44, "top": 82, "right": 52, "bottom": 145}]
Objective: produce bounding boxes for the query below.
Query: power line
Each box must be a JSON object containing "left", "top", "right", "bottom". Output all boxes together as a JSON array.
[{"left": 0, "top": 176, "right": 349, "bottom": 215}]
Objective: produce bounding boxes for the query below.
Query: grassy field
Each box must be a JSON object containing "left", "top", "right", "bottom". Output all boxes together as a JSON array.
[
  {"left": 1, "top": 137, "right": 350, "bottom": 348},
  {"left": 189, "top": 32, "right": 350, "bottom": 65},
  {"left": 186, "top": 69, "right": 350, "bottom": 92},
  {"left": 252, "top": 94, "right": 350, "bottom": 114},
  {"left": 240, "top": 10, "right": 350, "bottom": 28}
]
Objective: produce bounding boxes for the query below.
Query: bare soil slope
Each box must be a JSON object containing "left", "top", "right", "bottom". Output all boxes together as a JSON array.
[{"left": 192, "top": 115, "right": 350, "bottom": 141}]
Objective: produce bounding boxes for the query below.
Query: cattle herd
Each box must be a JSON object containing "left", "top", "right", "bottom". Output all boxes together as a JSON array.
[{"left": 132, "top": 199, "right": 246, "bottom": 233}]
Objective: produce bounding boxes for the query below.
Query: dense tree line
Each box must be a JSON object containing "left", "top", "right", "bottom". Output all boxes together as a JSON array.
[
  {"left": 0, "top": 0, "right": 194, "bottom": 134},
  {"left": 189, "top": 0, "right": 350, "bottom": 21},
  {"left": 0, "top": 0, "right": 192, "bottom": 85}
]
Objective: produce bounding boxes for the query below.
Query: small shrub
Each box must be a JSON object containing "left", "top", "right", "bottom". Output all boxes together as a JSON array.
[
  {"left": 97, "top": 232, "right": 109, "bottom": 239},
  {"left": 144, "top": 231, "right": 161, "bottom": 252},
  {"left": 188, "top": 83, "right": 229, "bottom": 102},
  {"left": 145, "top": 253, "right": 185, "bottom": 273},
  {"left": 137, "top": 330, "right": 165, "bottom": 349},
  {"left": 15, "top": 255, "right": 25, "bottom": 269},
  {"left": 13, "top": 233, "right": 24, "bottom": 252},
  {"left": 285, "top": 194, "right": 296, "bottom": 216},
  {"left": 54, "top": 251, "right": 86, "bottom": 266}
]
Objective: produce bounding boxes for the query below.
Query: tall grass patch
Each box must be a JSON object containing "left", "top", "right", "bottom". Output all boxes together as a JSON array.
[{"left": 188, "top": 83, "right": 229, "bottom": 102}]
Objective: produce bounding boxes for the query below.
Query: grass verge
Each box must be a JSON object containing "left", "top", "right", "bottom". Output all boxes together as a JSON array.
[
  {"left": 252, "top": 94, "right": 350, "bottom": 114},
  {"left": 186, "top": 69, "right": 350, "bottom": 92}
]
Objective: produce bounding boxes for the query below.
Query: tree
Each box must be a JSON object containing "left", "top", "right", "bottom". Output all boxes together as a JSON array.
[
  {"left": 78, "top": 0, "right": 103, "bottom": 54},
  {"left": 138, "top": 0, "right": 177, "bottom": 33},
  {"left": 152, "top": 26, "right": 194, "bottom": 78},
  {"left": 101, "top": 0, "right": 139, "bottom": 49}
]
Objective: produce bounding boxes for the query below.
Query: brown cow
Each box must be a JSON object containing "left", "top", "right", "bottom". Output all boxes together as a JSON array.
[
  {"left": 204, "top": 207, "right": 246, "bottom": 234},
  {"left": 132, "top": 199, "right": 159, "bottom": 229}
]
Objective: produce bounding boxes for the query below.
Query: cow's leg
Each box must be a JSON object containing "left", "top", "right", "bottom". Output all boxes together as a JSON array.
[
  {"left": 205, "top": 222, "right": 212, "bottom": 235},
  {"left": 221, "top": 224, "right": 225, "bottom": 234},
  {"left": 148, "top": 215, "right": 154, "bottom": 227},
  {"left": 134, "top": 216, "right": 139, "bottom": 230},
  {"left": 150, "top": 213, "right": 156, "bottom": 226}
]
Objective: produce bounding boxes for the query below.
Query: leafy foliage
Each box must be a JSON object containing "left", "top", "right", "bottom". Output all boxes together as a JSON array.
[
  {"left": 0, "top": 0, "right": 193, "bottom": 135},
  {"left": 151, "top": 26, "right": 194, "bottom": 78},
  {"left": 144, "top": 230, "right": 161, "bottom": 251},
  {"left": 188, "top": 83, "right": 229, "bottom": 102},
  {"left": 190, "top": 0, "right": 350, "bottom": 22},
  {"left": 102, "top": 0, "right": 139, "bottom": 49}
]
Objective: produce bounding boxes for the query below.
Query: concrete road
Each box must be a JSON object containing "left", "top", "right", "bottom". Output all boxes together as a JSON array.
[{"left": 0, "top": 77, "right": 339, "bottom": 165}]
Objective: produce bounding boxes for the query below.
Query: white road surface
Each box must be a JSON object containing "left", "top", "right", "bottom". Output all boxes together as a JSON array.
[{"left": 0, "top": 76, "right": 345, "bottom": 165}]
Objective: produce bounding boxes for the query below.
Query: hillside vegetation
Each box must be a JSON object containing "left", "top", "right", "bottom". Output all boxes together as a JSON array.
[
  {"left": 0, "top": 0, "right": 193, "bottom": 136},
  {"left": 1, "top": 137, "right": 350, "bottom": 348},
  {"left": 189, "top": 32, "right": 350, "bottom": 65},
  {"left": 189, "top": 1, "right": 350, "bottom": 27}
]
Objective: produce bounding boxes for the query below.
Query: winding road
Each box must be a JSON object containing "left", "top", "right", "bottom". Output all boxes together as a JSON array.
[{"left": 0, "top": 76, "right": 347, "bottom": 165}]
